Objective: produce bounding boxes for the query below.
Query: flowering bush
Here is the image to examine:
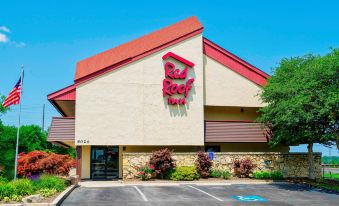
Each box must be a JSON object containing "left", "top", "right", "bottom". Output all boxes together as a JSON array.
[
  {"left": 233, "top": 159, "right": 255, "bottom": 177},
  {"left": 134, "top": 164, "right": 154, "bottom": 181},
  {"left": 17, "top": 150, "right": 76, "bottom": 177},
  {"left": 195, "top": 151, "right": 212, "bottom": 178},
  {"left": 149, "top": 148, "right": 175, "bottom": 179}
]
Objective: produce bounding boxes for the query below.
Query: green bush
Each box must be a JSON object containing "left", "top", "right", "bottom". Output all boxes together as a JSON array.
[
  {"left": 210, "top": 169, "right": 231, "bottom": 179},
  {"left": 32, "top": 175, "right": 67, "bottom": 192},
  {"left": 166, "top": 166, "right": 200, "bottom": 181},
  {"left": 253, "top": 171, "right": 284, "bottom": 180},
  {"left": 210, "top": 169, "right": 223, "bottom": 178},
  {"left": 221, "top": 170, "right": 231, "bottom": 179},
  {"left": 0, "top": 176, "right": 8, "bottom": 184},
  {"left": 11, "top": 179, "right": 34, "bottom": 196},
  {"left": 271, "top": 171, "right": 284, "bottom": 180},
  {"left": 0, "top": 175, "right": 67, "bottom": 202},
  {"left": 0, "top": 183, "right": 15, "bottom": 199}
]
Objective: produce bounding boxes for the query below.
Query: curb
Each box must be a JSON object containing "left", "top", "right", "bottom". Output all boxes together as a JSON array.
[
  {"left": 50, "top": 184, "right": 77, "bottom": 206},
  {"left": 78, "top": 180, "right": 290, "bottom": 187}
]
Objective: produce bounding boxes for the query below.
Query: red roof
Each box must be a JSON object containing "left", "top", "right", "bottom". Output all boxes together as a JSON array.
[
  {"left": 47, "top": 84, "right": 76, "bottom": 101},
  {"left": 75, "top": 16, "right": 203, "bottom": 84}
]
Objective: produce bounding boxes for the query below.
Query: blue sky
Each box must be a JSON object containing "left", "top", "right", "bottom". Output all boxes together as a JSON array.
[{"left": 0, "top": 0, "right": 338, "bottom": 155}]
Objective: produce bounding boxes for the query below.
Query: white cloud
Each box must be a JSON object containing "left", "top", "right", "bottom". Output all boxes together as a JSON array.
[
  {"left": 0, "top": 26, "right": 10, "bottom": 33},
  {"left": 0, "top": 32, "right": 9, "bottom": 43},
  {"left": 0, "top": 25, "right": 25, "bottom": 47}
]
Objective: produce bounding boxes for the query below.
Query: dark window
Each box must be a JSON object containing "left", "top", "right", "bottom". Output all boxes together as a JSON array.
[{"left": 205, "top": 145, "right": 220, "bottom": 152}]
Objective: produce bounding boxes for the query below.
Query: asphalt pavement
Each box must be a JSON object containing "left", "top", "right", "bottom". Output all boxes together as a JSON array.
[{"left": 60, "top": 183, "right": 339, "bottom": 206}]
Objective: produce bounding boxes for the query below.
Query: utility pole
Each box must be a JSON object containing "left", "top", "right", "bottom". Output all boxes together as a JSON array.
[{"left": 42, "top": 104, "right": 45, "bottom": 131}]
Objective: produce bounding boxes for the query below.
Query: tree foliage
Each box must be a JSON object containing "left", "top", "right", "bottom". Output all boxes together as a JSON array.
[
  {"left": 0, "top": 95, "right": 9, "bottom": 118},
  {"left": 0, "top": 122, "right": 75, "bottom": 179},
  {"left": 258, "top": 49, "right": 338, "bottom": 146},
  {"left": 258, "top": 49, "right": 339, "bottom": 179}
]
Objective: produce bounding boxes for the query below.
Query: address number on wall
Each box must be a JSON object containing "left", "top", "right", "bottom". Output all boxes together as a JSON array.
[{"left": 77, "top": 139, "right": 90, "bottom": 144}]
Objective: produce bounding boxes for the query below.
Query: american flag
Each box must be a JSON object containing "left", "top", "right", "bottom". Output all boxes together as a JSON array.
[{"left": 2, "top": 77, "right": 22, "bottom": 108}]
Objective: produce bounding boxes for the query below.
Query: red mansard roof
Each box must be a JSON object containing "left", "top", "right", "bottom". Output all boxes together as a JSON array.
[
  {"left": 48, "top": 17, "right": 270, "bottom": 116},
  {"left": 75, "top": 16, "right": 204, "bottom": 84}
]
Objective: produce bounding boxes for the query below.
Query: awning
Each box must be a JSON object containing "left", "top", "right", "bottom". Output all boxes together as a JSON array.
[
  {"left": 205, "top": 121, "right": 268, "bottom": 142},
  {"left": 48, "top": 117, "right": 75, "bottom": 142}
]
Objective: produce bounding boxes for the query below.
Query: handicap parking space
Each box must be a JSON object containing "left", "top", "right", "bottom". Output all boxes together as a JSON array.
[{"left": 60, "top": 183, "right": 339, "bottom": 206}]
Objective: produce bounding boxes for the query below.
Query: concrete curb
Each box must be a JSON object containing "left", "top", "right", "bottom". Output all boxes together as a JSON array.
[
  {"left": 0, "top": 185, "right": 77, "bottom": 206},
  {"left": 78, "top": 180, "right": 290, "bottom": 187},
  {"left": 49, "top": 184, "right": 77, "bottom": 206}
]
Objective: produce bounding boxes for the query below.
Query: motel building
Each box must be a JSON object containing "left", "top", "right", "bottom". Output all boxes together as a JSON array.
[{"left": 47, "top": 16, "right": 293, "bottom": 180}]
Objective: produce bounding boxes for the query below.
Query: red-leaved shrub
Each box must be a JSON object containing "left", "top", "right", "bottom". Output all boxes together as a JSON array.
[
  {"left": 233, "top": 159, "right": 255, "bottom": 177},
  {"left": 195, "top": 151, "right": 212, "bottom": 178},
  {"left": 149, "top": 148, "right": 175, "bottom": 179},
  {"left": 17, "top": 150, "right": 76, "bottom": 177}
]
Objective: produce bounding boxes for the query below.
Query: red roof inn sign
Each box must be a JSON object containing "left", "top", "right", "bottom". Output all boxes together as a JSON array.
[{"left": 162, "top": 52, "right": 195, "bottom": 105}]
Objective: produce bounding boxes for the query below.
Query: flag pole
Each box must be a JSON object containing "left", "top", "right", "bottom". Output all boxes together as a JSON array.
[{"left": 14, "top": 65, "right": 24, "bottom": 181}]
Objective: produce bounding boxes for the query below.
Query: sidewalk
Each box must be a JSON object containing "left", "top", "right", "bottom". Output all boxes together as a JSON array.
[{"left": 79, "top": 179, "right": 287, "bottom": 187}]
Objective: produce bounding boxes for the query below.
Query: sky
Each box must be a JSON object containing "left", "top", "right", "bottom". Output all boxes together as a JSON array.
[{"left": 0, "top": 0, "right": 338, "bottom": 155}]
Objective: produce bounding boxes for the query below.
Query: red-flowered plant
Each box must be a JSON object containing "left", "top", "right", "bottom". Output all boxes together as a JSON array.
[
  {"left": 17, "top": 150, "right": 76, "bottom": 177},
  {"left": 195, "top": 151, "right": 212, "bottom": 178},
  {"left": 233, "top": 159, "right": 255, "bottom": 177},
  {"left": 149, "top": 148, "right": 175, "bottom": 179}
]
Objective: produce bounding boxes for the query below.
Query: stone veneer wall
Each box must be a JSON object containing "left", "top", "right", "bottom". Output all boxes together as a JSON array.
[{"left": 123, "top": 152, "right": 322, "bottom": 179}]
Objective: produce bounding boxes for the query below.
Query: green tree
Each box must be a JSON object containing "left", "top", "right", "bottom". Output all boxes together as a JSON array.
[
  {"left": 0, "top": 95, "right": 10, "bottom": 118},
  {"left": 258, "top": 49, "right": 339, "bottom": 179}
]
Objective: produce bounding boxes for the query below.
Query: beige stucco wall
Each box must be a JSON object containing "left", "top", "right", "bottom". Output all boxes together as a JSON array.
[
  {"left": 75, "top": 35, "right": 204, "bottom": 146},
  {"left": 204, "top": 56, "right": 264, "bottom": 107}
]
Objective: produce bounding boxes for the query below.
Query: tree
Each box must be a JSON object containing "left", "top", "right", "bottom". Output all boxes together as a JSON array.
[
  {"left": 0, "top": 95, "right": 9, "bottom": 118},
  {"left": 0, "top": 123, "right": 75, "bottom": 179},
  {"left": 258, "top": 49, "right": 339, "bottom": 179}
]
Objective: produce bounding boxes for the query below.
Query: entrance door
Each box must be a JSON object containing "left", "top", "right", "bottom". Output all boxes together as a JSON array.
[{"left": 91, "top": 146, "right": 119, "bottom": 179}]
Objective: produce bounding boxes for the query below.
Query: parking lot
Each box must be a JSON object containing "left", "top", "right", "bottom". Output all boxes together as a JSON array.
[{"left": 60, "top": 183, "right": 339, "bottom": 206}]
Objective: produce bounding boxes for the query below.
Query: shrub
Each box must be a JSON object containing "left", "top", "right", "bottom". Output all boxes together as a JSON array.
[
  {"left": 195, "top": 151, "right": 212, "bottom": 178},
  {"left": 210, "top": 169, "right": 223, "bottom": 178},
  {"left": 253, "top": 171, "right": 284, "bottom": 180},
  {"left": 0, "top": 176, "right": 8, "bottom": 184},
  {"left": 233, "top": 159, "right": 255, "bottom": 177},
  {"left": 149, "top": 148, "right": 175, "bottom": 179},
  {"left": 271, "top": 171, "right": 284, "bottom": 180},
  {"left": 134, "top": 164, "right": 154, "bottom": 181},
  {"left": 32, "top": 175, "right": 67, "bottom": 192},
  {"left": 209, "top": 169, "right": 231, "bottom": 179},
  {"left": 17, "top": 151, "right": 76, "bottom": 177},
  {"left": 0, "top": 183, "right": 14, "bottom": 199},
  {"left": 221, "top": 170, "right": 231, "bottom": 179},
  {"left": 253, "top": 171, "right": 270, "bottom": 179},
  {"left": 11, "top": 179, "right": 34, "bottom": 196},
  {"left": 37, "top": 188, "right": 58, "bottom": 197},
  {"left": 166, "top": 166, "right": 200, "bottom": 181}
]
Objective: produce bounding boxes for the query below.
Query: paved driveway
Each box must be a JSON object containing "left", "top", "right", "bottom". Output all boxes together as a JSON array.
[{"left": 60, "top": 183, "right": 339, "bottom": 206}]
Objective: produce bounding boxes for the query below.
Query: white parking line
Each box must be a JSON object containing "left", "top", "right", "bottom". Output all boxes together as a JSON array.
[
  {"left": 186, "top": 185, "right": 223, "bottom": 202},
  {"left": 133, "top": 186, "right": 148, "bottom": 202}
]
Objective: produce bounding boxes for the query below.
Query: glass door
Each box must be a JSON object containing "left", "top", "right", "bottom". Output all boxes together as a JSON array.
[{"left": 91, "top": 146, "right": 119, "bottom": 179}]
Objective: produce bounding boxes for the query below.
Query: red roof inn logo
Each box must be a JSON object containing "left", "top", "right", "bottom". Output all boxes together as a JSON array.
[{"left": 162, "top": 52, "right": 195, "bottom": 105}]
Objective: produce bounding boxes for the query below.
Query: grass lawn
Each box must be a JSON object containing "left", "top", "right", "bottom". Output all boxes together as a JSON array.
[{"left": 323, "top": 172, "right": 339, "bottom": 180}]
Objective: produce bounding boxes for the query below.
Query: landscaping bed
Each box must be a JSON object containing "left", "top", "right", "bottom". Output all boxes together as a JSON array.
[{"left": 0, "top": 175, "right": 71, "bottom": 204}]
